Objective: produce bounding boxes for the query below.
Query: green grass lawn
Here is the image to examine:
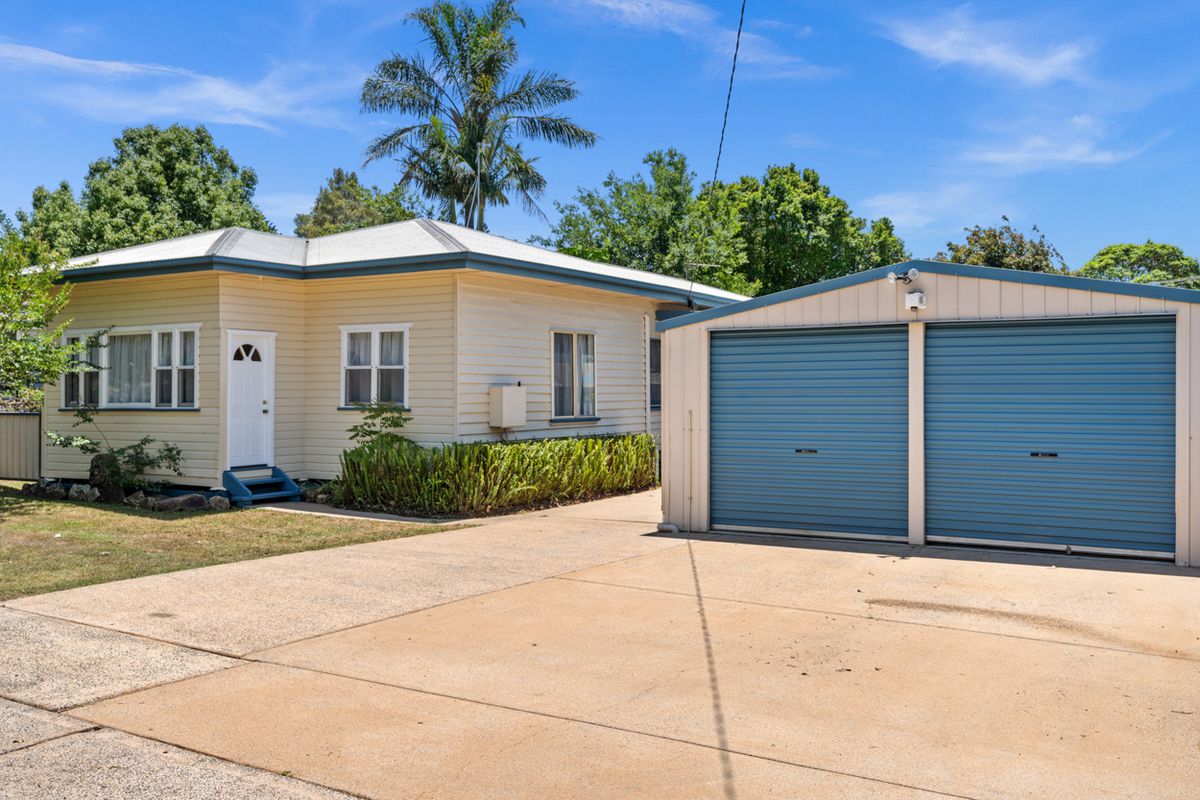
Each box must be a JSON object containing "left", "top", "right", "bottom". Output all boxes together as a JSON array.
[{"left": 0, "top": 480, "right": 450, "bottom": 601}]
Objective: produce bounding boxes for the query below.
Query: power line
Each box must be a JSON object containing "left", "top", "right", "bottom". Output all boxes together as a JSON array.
[{"left": 712, "top": 0, "right": 747, "bottom": 187}]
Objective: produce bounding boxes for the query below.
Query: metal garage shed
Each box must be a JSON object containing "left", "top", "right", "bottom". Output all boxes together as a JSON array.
[{"left": 657, "top": 261, "right": 1200, "bottom": 566}]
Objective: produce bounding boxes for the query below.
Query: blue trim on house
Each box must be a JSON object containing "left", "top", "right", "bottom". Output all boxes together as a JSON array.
[
  {"left": 655, "top": 309, "right": 694, "bottom": 321},
  {"left": 549, "top": 416, "right": 602, "bottom": 425},
  {"left": 656, "top": 260, "right": 1200, "bottom": 332},
  {"left": 336, "top": 405, "right": 412, "bottom": 412},
  {"left": 62, "top": 251, "right": 742, "bottom": 309}
]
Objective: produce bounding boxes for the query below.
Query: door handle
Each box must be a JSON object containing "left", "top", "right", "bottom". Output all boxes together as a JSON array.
[{"left": 262, "top": 409, "right": 270, "bottom": 415}]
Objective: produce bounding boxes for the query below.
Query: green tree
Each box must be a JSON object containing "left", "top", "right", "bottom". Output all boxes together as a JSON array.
[
  {"left": 533, "top": 149, "right": 756, "bottom": 295},
  {"left": 935, "top": 216, "right": 1066, "bottom": 273},
  {"left": 537, "top": 152, "right": 907, "bottom": 296},
  {"left": 360, "top": 0, "right": 597, "bottom": 229},
  {"left": 17, "top": 124, "right": 271, "bottom": 257},
  {"left": 720, "top": 165, "right": 910, "bottom": 294},
  {"left": 294, "top": 169, "right": 429, "bottom": 238},
  {"left": 0, "top": 216, "right": 87, "bottom": 409},
  {"left": 1076, "top": 241, "right": 1199, "bottom": 286}
]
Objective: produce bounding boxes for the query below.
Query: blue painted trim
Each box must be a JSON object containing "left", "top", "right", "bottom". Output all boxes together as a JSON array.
[
  {"left": 549, "top": 416, "right": 602, "bottom": 425},
  {"left": 58, "top": 407, "right": 202, "bottom": 413},
  {"left": 656, "top": 259, "right": 1200, "bottom": 331},
  {"left": 61, "top": 250, "right": 742, "bottom": 309},
  {"left": 336, "top": 405, "right": 411, "bottom": 412},
  {"left": 655, "top": 309, "right": 694, "bottom": 321}
]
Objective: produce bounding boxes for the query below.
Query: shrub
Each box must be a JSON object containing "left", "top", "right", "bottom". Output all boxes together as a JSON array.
[
  {"left": 332, "top": 434, "right": 658, "bottom": 516},
  {"left": 46, "top": 406, "right": 183, "bottom": 492}
]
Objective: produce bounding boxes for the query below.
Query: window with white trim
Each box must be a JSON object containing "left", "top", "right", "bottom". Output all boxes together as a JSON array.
[
  {"left": 340, "top": 324, "right": 410, "bottom": 406},
  {"left": 62, "top": 336, "right": 101, "bottom": 408},
  {"left": 61, "top": 325, "right": 200, "bottom": 409},
  {"left": 552, "top": 331, "right": 596, "bottom": 418}
]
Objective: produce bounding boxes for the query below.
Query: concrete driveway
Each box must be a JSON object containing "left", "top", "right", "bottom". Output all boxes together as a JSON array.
[{"left": 3, "top": 490, "right": 1198, "bottom": 799}]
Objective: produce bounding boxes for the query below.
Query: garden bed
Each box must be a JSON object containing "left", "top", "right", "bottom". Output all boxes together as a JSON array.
[{"left": 331, "top": 433, "right": 659, "bottom": 517}]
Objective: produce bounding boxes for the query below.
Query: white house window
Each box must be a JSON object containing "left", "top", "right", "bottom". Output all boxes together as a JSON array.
[
  {"left": 552, "top": 331, "right": 596, "bottom": 418},
  {"left": 340, "top": 324, "right": 410, "bottom": 407},
  {"left": 62, "top": 325, "right": 200, "bottom": 409},
  {"left": 649, "top": 337, "right": 662, "bottom": 410},
  {"left": 62, "top": 336, "right": 101, "bottom": 408}
]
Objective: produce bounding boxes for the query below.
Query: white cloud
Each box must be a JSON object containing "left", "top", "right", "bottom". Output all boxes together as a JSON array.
[
  {"left": 556, "top": 0, "right": 834, "bottom": 79},
  {"left": 881, "top": 7, "right": 1093, "bottom": 85},
  {"left": 861, "top": 183, "right": 1012, "bottom": 231},
  {"left": 782, "top": 131, "right": 823, "bottom": 148},
  {"left": 963, "top": 116, "right": 1155, "bottom": 173},
  {"left": 0, "top": 43, "right": 356, "bottom": 131}
]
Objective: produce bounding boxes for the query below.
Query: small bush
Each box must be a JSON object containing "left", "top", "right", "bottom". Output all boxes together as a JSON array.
[{"left": 332, "top": 434, "right": 658, "bottom": 516}]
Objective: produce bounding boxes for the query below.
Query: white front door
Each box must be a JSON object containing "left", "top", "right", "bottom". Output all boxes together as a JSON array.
[{"left": 227, "top": 332, "right": 274, "bottom": 468}]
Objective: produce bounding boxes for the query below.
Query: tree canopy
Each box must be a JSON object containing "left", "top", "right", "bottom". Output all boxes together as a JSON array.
[
  {"left": 294, "top": 169, "right": 429, "bottom": 238},
  {"left": 0, "top": 216, "right": 85, "bottom": 409},
  {"left": 1076, "top": 241, "right": 1200, "bottom": 286},
  {"left": 16, "top": 124, "right": 272, "bottom": 257},
  {"left": 935, "top": 217, "right": 1066, "bottom": 273},
  {"left": 535, "top": 150, "right": 907, "bottom": 296},
  {"left": 360, "top": 0, "right": 596, "bottom": 229}
]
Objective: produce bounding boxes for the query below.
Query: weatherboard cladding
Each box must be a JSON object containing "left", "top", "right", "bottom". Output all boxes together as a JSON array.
[{"left": 61, "top": 219, "right": 745, "bottom": 309}]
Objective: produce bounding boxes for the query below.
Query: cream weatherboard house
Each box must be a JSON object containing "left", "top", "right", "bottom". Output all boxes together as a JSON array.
[{"left": 44, "top": 219, "right": 743, "bottom": 502}]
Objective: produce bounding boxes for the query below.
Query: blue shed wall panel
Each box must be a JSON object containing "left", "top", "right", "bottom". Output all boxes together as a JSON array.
[
  {"left": 925, "top": 317, "right": 1176, "bottom": 554},
  {"left": 709, "top": 327, "right": 909, "bottom": 538}
]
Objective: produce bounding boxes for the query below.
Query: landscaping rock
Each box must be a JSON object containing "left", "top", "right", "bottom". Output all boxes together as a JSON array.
[
  {"left": 42, "top": 483, "right": 66, "bottom": 501},
  {"left": 207, "top": 495, "right": 231, "bottom": 511},
  {"left": 124, "top": 491, "right": 149, "bottom": 509},
  {"left": 20, "top": 482, "right": 38, "bottom": 496},
  {"left": 153, "top": 493, "right": 209, "bottom": 513},
  {"left": 88, "top": 453, "right": 126, "bottom": 504},
  {"left": 67, "top": 484, "right": 93, "bottom": 503}
]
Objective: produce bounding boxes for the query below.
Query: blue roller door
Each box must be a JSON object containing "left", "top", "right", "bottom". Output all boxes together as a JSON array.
[
  {"left": 925, "top": 317, "right": 1176, "bottom": 556},
  {"left": 709, "top": 326, "right": 909, "bottom": 538}
]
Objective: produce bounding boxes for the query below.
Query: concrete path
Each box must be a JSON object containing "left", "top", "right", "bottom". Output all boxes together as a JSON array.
[{"left": 4, "top": 489, "right": 1200, "bottom": 799}]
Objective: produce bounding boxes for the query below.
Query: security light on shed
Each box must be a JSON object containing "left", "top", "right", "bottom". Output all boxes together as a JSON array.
[{"left": 887, "top": 268, "right": 919, "bottom": 285}]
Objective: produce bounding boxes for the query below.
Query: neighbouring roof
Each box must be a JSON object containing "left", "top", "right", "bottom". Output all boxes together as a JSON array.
[
  {"left": 63, "top": 219, "right": 747, "bottom": 309},
  {"left": 657, "top": 259, "right": 1200, "bottom": 332}
]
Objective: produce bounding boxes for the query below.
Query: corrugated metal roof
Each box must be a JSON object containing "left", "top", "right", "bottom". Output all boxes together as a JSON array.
[{"left": 65, "top": 219, "right": 747, "bottom": 307}]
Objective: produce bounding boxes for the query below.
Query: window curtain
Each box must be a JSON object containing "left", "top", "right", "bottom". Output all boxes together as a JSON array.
[
  {"left": 346, "top": 332, "right": 371, "bottom": 366},
  {"left": 577, "top": 334, "right": 596, "bottom": 416},
  {"left": 553, "top": 332, "right": 574, "bottom": 416},
  {"left": 109, "top": 334, "right": 151, "bottom": 404}
]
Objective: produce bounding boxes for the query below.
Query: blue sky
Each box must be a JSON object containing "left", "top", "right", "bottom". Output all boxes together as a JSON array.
[{"left": 2, "top": 0, "right": 1198, "bottom": 267}]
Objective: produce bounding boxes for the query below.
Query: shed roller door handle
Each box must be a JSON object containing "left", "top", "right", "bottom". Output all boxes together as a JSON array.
[
  {"left": 1030, "top": 451, "right": 1058, "bottom": 458},
  {"left": 795, "top": 448, "right": 818, "bottom": 454}
]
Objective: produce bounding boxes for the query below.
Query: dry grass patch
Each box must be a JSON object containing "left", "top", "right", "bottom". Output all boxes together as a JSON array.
[{"left": 0, "top": 480, "right": 450, "bottom": 601}]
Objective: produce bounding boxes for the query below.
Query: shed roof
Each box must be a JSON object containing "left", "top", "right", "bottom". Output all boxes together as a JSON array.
[
  {"left": 656, "top": 259, "right": 1200, "bottom": 332},
  {"left": 64, "top": 219, "right": 747, "bottom": 309}
]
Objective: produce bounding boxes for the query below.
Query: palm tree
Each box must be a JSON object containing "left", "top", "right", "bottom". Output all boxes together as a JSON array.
[{"left": 360, "top": 0, "right": 596, "bottom": 229}]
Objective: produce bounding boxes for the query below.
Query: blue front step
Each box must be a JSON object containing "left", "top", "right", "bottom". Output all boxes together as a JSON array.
[{"left": 221, "top": 466, "right": 302, "bottom": 508}]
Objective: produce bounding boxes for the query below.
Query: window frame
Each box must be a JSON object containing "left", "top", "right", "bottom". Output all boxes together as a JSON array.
[
  {"left": 60, "top": 324, "right": 201, "bottom": 410},
  {"left": 339, "top": 323, "right": 412, "bottom": 408},
  {"left": 550, "top": 329, "right": 598, "bottom": 421}
]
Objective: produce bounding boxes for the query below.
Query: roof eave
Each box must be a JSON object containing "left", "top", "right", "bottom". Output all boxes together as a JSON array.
[{"left": 59, "top": 251, "right": 743, "bottom": 308}]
